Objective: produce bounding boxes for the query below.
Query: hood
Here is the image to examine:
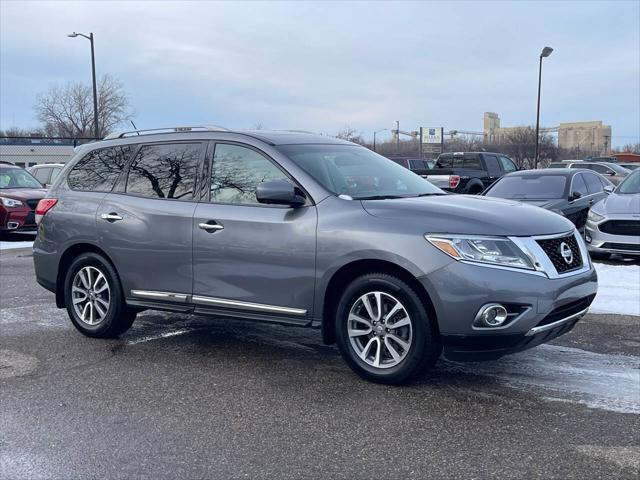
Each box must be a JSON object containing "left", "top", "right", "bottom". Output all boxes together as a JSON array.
[
  {"left": 594, "top": 193, "right": 640, "bottom": 215},
  {"left": 0, "top": 188, "right": 47, "bottom": 201},
  {"left": 361, "top": 194, "right": 574, "bottom": 237}
]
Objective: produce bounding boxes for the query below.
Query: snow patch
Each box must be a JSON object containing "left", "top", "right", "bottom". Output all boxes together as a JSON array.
[
  {"left": 0, "top": 241, "right": 34, "bottom": 251},
  {"left": 591, "top": 263, "right": 640, "bottom": 316}
]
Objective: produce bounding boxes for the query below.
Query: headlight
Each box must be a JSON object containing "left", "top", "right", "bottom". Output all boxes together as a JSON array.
[
  {"left": 426, "top": 235, "right": 534, "bottom": 270},
  {"left": 0, "top": 197, "right": 23, "bottom": 208},
  {"left": 588, "top": 210, "right": 604, "bottom": 222}
]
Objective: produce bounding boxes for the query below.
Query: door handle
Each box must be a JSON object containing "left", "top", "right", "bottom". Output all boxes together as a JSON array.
[
  {"left": 101, "top": 213, "right": 123, "bottom": 222},
  {"left": 198, "top": 222, "right": 224, "bottom": 232}
]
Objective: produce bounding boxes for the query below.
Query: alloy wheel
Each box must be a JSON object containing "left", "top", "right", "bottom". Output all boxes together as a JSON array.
[
  {"left": 347, "top": 291, "right": 413, "bottom": 369},
  {"left": 72, "top": 266, "right": 111, "bottom": 326}
]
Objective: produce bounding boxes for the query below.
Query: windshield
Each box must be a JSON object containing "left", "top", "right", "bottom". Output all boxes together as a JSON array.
[
  {"left": 616, "top": 170, "right": 640, "bottom": 194},
  {"left": 277, "top": 144, "right": 443, "bottom": 199},
  {"left": 485, "top": 175, "right": 567, "bottom": 200},
  {"left": 0, "top": 168, "right": 42, "bottom": 189},
  {"left": 607, "top": 163, "right": 631, "bottom": 175}
]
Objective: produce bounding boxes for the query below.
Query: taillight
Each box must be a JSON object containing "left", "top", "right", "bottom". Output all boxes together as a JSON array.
[
  {"left": 449, "top": 175, "right": 461, "bottom": 189},
  {"left": 35, "top": 198, "right": 57, "bottom": 224}
]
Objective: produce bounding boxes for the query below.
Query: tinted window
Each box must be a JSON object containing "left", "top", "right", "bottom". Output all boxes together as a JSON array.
[
  {"left": 499, "top": 156, "right": 517, "bottom": 172},
  {"left": 68, "top": 146, "right": 132, "bottom": 192},
  {"left": 464, "top": 155, "right": 481, "bottom": 169},
  {"left": 583, "top": 173, "right": 604, "bottom": 194},
  {"left": 436, "top": 155, "right": 464, "bottom": 168},
  {"left": 409, "top": 159, "right": 425, "bottom": 170},
  {"left": 586, "top": 163, "right": 610, "bottom": 174},
  {"left": 571, "top": 174, "right": 589, "bottom": 196},
  {"left": 484, "top": 155, "right": 501, "bottom": 176},
  {"left": 33, "top": 167, "right": 51, "bottom": 183},
  {"left": 485, "top": 175, "right": 567, "bottom": 199},
  {"left": 126, "top": 143, "right": 201, "bottom": 200},
  {"left": 210, "top": 144, "right": 287, "bottom": 204}
]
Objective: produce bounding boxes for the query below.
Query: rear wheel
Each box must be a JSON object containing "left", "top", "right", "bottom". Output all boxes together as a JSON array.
[
  {"left": 64, "top": 252, "right": 136, "bottom": 338},
  {"left": 335, "top": 273, "right": 441, "bottom": 384}
]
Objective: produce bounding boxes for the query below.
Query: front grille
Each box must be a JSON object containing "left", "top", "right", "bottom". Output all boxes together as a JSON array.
[
  {"left": 26, "top": 199, "right": 40, "bottom": 210},
  {"left": 536, "top": 234, "right": 583, "bottom": 274},
  {"left": 534, "top": 294, "right": 595, "bottom": 328},
  {"left": 601, "top": 242, "right": 640, "bottom": 252},
  {"left": 599, "top": 220, "right": 640, "bottom": 236}
]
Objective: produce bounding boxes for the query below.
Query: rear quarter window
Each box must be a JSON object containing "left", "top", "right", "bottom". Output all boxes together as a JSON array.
[{"left": 67, "top": 146, "right": 132, "bottom": 192}]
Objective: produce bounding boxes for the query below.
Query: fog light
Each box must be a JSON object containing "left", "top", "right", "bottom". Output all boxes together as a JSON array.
[
  {"left": 474, "top": 303, "right": 509, "bottom": 328},
  {"left": 7, "top": 222, "right": 19, "bottom": 230}
]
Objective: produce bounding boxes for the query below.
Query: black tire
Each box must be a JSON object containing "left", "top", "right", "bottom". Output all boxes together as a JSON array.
[
  {"left": 64, "top": 252, "right": 136, "bottom": 338},
  {"left": 335, "top": 273, "right": 441, "bottom": 384}
]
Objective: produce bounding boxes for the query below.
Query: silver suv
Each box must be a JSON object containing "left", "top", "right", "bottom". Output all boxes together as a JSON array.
[{"left": 33, "top": 127, "right": 598, "bottom": 384}]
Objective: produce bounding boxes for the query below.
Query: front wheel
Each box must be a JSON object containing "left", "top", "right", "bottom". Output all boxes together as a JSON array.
[
  {"left": 64, "top": 252, "right": 137, "bottom": 338},
  {"left": 335, "top": 273, "right": 441, "bottom": 384}
]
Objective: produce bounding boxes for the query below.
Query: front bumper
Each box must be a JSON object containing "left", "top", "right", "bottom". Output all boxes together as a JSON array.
[
  {"left": 419, "top": 244, "right": 598, "bottom": 361},
  {"left": 0, "top": 206, "right": 37, "bottom": 232},
  {"left": 585, "top": 216, "right": 640, "bottom": 256}
]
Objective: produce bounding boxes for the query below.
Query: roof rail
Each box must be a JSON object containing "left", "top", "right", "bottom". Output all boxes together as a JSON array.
[{"left": 103, "top": 125, "right": 230, "bottom": 140}]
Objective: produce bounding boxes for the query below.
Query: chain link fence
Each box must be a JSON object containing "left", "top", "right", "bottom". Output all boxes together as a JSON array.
[{"left": 0, "top": 136, "right": 99, "bottom": 168}]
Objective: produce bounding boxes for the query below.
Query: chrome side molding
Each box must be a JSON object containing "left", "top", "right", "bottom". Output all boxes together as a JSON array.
[
  {"left": 130, "top": 290, "right": 307, "bottom": 316},
  {"left": 192, "top": 295, "right": 307, "bottom": 316},
  {"left": 130, "top": 290, "right": 189, "bottom": 303}
]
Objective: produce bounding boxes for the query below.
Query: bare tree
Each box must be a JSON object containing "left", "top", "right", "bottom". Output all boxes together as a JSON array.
[
  {"left": 35, "top": 74, "right": 132, "bottom": 138},
  {"left": 495, "top": 126, "right": 557, "bottom": 169},
  {"left": 0, "top": 126, "right": 44, "bottom": 137},
  {"left": 336, "top": 126, "right": 365, "bottom": 145},
  {"left": 612, "top": 143, "right": 640, "bottom": 154}
]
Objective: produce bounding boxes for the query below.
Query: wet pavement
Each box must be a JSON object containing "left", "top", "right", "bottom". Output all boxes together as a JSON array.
[{"left": 1, "top": 246, "right": 639, "bottom": 479}]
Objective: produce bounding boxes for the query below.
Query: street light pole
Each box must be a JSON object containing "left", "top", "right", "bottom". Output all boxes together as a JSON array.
[
  {"left": 395, "top": 120, "right": 400, "bottom": 152},
  {"left": 534, "top": 46, "right": 553, "bottom": 169},
  {"left": 373, "top": 128, "right": 387, "bottom": 152},
  {"left": 68, "top": 32, "right": 99, "bottom": 139}
]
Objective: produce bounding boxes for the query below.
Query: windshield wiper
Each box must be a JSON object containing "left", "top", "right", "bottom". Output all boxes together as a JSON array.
[
  {"left": 415, "top": 192, "right": 446, "bottom": 197},
  {"left": 357, "top": 194, "right": 407, "bottom": 200}
]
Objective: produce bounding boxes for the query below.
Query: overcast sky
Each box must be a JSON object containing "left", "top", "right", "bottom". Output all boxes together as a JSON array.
[{"left": 1, "top": 0, "right": 638, "bottom": 145}]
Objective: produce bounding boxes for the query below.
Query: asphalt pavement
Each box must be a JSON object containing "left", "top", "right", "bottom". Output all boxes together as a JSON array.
[{"left": 1, "top": 241, "right": 639, "bottom": 479}]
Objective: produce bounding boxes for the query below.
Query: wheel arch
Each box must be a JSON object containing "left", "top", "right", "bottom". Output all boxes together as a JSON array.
[
  {"left": 321, "top": 259, "right": 439, "bottom": 345},
  {"left": 55, "top": 242, "right": 118, "bottom": 308}
]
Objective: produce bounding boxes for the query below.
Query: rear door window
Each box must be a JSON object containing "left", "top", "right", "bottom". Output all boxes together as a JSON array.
[
  {"left": 33, "top": 167, "right": 51, "bottom": 184},
  {"left": 125, "top": 143, "right": 203, "bottom": 200},
  {"left": 571, "top": 173, "right": 589, "bottom": 196},
  {"left": 68, "top": 146, "right": 132, "bottom": 191},
  {"left": 484, "top": 155, "right": 501, "bottom": 176},
  {"left": 583, "top": 172, "right": 604, "bottom": 194}
]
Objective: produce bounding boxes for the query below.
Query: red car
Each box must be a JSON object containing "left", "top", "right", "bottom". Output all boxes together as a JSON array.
[{"left": 0, "top": 163, "right": 47, "bottom": 236}]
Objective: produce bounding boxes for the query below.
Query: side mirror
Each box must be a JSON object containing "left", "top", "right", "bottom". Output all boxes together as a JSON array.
[
  {"left": 569, "top": 191, "right": 582, "bottom": 202},
  {"left": 604, "top": 185, "right": 615, "bottom": 194},
  {"left": 607, "top": 170, "right": 616, "bottom": 176},
  {"left": 256, "top": 180, "right": 305, "bottom": 207}
]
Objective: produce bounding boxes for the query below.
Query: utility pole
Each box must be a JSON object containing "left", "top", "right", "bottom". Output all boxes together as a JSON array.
[{"left": 395, "top": 120, "right": 400, "bottom": 153}]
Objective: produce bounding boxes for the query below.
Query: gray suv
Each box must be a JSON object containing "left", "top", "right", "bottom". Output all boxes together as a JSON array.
[{"left": 33, "top": 127, "right": 598, "bottom": 384}]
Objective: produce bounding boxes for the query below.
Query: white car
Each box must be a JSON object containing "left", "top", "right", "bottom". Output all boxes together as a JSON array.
[
  {"left": 585, "top": 170, "right": 640, "bottom": 258},
  {"left": 27, "top": 163, "right": 65, "bottom": 187}
]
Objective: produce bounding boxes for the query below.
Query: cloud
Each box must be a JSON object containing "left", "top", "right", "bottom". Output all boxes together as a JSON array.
[{"left": 1, "top": 1, "right": 638, "bottom": 145}]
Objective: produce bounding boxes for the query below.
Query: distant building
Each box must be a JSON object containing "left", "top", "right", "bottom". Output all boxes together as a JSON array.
[
  {"left": 557, "top": 121, "right": 612, "bottom": 153},
  {"left": 482, "top": 112, "right": 530, "bottom": 144},
  {"left": 483, "top": 113, "right": 612, "bottom": 155},
  {"left": 0, "top": 137, "right": 92, "bottom": 168}
]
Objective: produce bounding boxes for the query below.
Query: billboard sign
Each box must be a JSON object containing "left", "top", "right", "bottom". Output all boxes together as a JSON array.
[{"left": 420, "top": 127, "right": 444, "bottom": 155}]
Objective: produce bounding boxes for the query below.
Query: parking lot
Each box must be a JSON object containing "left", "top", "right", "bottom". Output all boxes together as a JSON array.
[{"left": 1, "top": 235, "right": 639, "bottom": 479}]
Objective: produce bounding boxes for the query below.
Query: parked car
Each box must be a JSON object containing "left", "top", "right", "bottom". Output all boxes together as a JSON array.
[
  {"left": 585, "top": 169, "right": 640, "bottom": 259},
  {"left": 0, "top": 163, "right": 47, "bottom": 236},
  {"left": 424, "top": 152, "right": 518, "bottom": 194},
  {"left": 386, "top": 156, "right": 434, "bottom": 178},
  {"left": 483, "top": 169, "right": 614, "bottom": 231},
  {"left": 618, "top": 163, "right": 640, "bottom": 171},
  {"left": 33, "top": 127, "right": 597, "bottom": 384},
  {"left": 548, "top": 160, "right": 630, "bottom": 185},
  {"left": 590, "top": 156, "right": 619, "bottom": 163},
  {"left": 28, "top": 163, "right": 65, "bottom": 187}
]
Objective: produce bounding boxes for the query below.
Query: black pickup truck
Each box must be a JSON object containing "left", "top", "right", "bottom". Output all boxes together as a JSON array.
[{"left": 424, "top": 152, "right": 518, "bottom": 194}]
